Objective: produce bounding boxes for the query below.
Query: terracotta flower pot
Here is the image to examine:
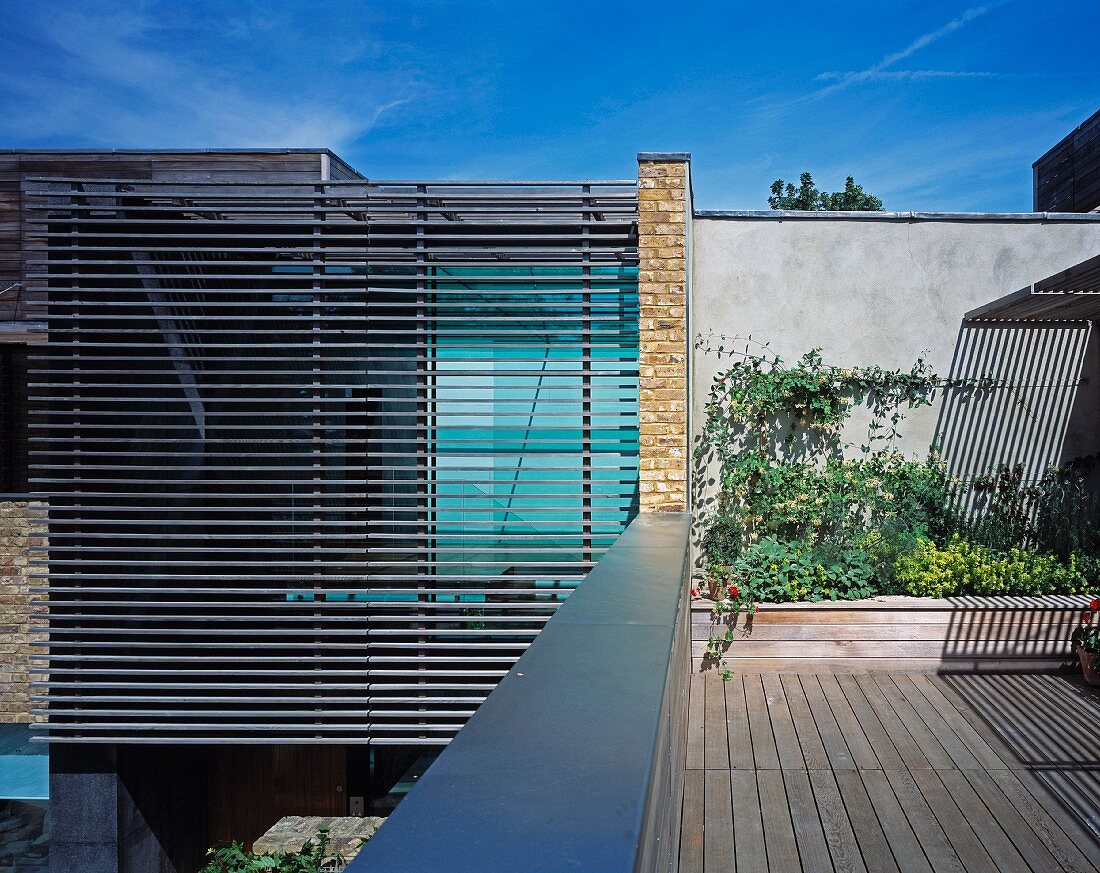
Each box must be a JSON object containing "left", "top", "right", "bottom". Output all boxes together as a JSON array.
[
  {"left": 706, "top": 566, "right": 733, "bottom": 601},
  {"left": 1079, "top": 648, "right": 1100, "bottom": 687}
]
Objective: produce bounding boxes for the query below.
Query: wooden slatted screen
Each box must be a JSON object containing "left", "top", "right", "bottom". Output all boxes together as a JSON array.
[{"left": 25, "top": 178, "right": 639, "bottom": 743}]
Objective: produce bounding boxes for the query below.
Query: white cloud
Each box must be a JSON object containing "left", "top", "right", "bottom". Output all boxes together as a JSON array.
[
  {"left": 812, "top": 3, "right": 1003, "bottom": 96},
  {"left": 815, "top": 70, "right": 1005, "bottom": 82},
  {"left": 0, "top": 2, "right": 413, "bottom": 150}
]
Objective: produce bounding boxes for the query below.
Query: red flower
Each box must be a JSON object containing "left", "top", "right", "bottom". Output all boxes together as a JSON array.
[
  {"left": 1090, "top": 597, "right": 1100, "bottom": 613},
  {"left": 728, "top": 584, "right": 740, "bottom": 598},
  {"left": 754, "top": 604, "right": 760, "bottom": 613},
  {"left": 1083, "top": 611, "right": 1093, "bottom": 624},
  {"left": 690, "top": 587, "right": 700, "bottom": 598}
]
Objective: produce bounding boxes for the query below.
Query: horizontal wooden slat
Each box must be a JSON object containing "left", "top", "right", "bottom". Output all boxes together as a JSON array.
[
  {"left": 30, "top": 177, "right": 640, "bottom": 743},
  {"left": 691, "top": 597, "right": 1089, "bottom": 673}
]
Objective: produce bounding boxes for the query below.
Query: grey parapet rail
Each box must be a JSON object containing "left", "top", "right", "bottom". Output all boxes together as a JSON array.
[
  {"left": 22, "top": 176, "right": 640, "bottom": 745},
  {"left": 349, "top": 511, "right": 691, "bottom": 873}
]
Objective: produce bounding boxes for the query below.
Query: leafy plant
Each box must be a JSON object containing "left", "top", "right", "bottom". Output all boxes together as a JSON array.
[
  {"left": 695, "top": 340, "right": 1098, "bottom": 606},
  {"left": 954, "top": 462, "right": 1100, "bottom": 559},
  {"left": 1072, "top": 598, "right": 1100, "bottom": 655},
  {"left": 199, "top": 827, "right": 346, "bottom": 873},
  {"left": 732, "top": 537, "right": 877, "bottom": 603},
  {"left": 697, "top": 566, "right": 757, "bottom": 677},
  {"left": 961, "top": 463, "right": 1040, "bottom": 552},
  {"left": 700, "top": 515, "right": 744, "bottom": 566},
  {"left": 856, "top": 520, "right": 925, "bottom": 592},
  {"left": 894, "top": 536, "right": 1092, "bottom": 598},
  {"left": 1031, "top": 461, "right": 1100, "bottom": 558},
  {"left": 704, "top": 565, "right": 758, "bottom": 617},
  {"left": 704, "top": 627, "right": 735, "bottom": 662},
  {"left": 768, "top": 172, "right": 884, "bottom": 211}
]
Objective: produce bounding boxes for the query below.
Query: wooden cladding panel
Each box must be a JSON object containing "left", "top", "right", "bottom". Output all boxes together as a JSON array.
[
  {"left": 1034, "top": 109, "right": 1100, "bottom": 212},
  {"left": 206, "top": 745, "right": 348, "bottom": 849},
  {"left": 0, "top": 158, "right": 20, "bottom": 316},
  {"left": 1, "top": 151, "right": 360, "bottom": 321}
]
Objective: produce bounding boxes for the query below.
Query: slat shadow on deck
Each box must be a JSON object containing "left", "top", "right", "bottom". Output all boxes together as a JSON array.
[{"left": 680, "top": 671, "right": 1100, "bottom": 873}]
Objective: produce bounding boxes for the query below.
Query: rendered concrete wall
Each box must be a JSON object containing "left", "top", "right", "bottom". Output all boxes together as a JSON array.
[{"left": 691, "top": 215, "right": 1100, "bottom": 513}]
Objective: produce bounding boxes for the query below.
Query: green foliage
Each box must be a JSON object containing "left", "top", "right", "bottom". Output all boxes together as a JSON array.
[
  {"left": 700, "top": 515, "right": 744, "bottom": 565},
  {"left": 1074, "top": 621, "right": 1100, "bottom": 655},
  {"left": 1035, "top": 464, "right": 1100, "bottom": 559},
  {"left": 732, "top": 537, "right": 877, "bottom": 602},
  {"left": 698, "top": 345, "right": 962, "bottom": 550},
  {"left": 704, "top": 626, "right": 735, "bottom": 661},
  {"left": 950, "top": 461, "right": 1100, "bottom": 562},
  {"left": 1072, "top": 599, "right": 1100, "bottom": 654},
  {"left": 768, "top": 172, "right": 884, "bottom": 211},
  {"left": 696, "top": 340, "right": 1098, "bottom": 605},
  {"left": 728, "top": 453, "right": 954, "bottom": 547},
  {"left": 856, "top": 519, "right": 926, "bottom": 591},
  {"left": 705, "top": 564, "right": 757, "bottom": 616},
  {"left": 699, "top": 347, "right": 948, "bottom": 492},
  {"left": 960, "top": 463, "right": 1041, "bottom": 553},
  {"left": 957, "top": 461, "right": 1100, "bottom": 559},
  {"left": 199, "top": 828, "right": 346, "bottom": 873},
  {"left": 702, "top": 565, "right": 757, "bottom": 670},
  {"left": 895, "top": 536, "right": 1092, "bottom": 598}
]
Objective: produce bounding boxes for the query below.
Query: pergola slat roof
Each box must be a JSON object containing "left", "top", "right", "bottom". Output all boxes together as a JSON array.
[{"left": 966, "top": 251, "right": 1100, "bottom": 321}]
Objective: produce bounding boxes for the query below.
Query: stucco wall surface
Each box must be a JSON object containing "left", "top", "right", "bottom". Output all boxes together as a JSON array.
[{"left": 691, "top": 216, "right": 1100, "bottom": 511}]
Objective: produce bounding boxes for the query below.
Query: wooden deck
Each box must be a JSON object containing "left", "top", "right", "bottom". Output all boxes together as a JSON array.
[{"left": 680, "top": 671, "right": 1100, "bottom": 872}]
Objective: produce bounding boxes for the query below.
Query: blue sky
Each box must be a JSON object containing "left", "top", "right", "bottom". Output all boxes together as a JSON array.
[{"left": 0, "top": 0, "right": 1096, "bottom": 210}]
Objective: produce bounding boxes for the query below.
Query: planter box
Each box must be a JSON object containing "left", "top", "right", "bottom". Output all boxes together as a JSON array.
[{"left": 691, "top": 595, "right": 1092, "bottom": 673}]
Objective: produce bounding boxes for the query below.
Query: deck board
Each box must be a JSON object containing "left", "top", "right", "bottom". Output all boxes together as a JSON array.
[
  {"left": 783, "top": 769, "right": 834, "bottom": 872},
  {"left": 802, "top": 674, "right": 857, "bottom": 770},
  {"left": 857, "top": 770, "right": 932, "bottom": 873},
  {"left": 870, "top": 674, "right": 955, "bottom": 769},
  {"left": 761, "top": 672, "right": 805, "bottom": 770},
  {"left": 731, "top": 770, "right": 769, "bottom": 873},
  {"left": 756, "top": 770, "right": 801, "bottom": 871},
  {"left": 744, "top": 674, "right": 782, "bottom": 770},
  {"left": 685, "top": 673, "right": 705, "bottom": 770},
  {"left": 909, "top": 767, "right": 1000, "bottom": 871},
  {"left": 834, "top": 674, "right": 907, "bottom": 771},
  {"left": 704, "top": 671, "right": 730, "bottom": 770},
  {"left": 833, "top": 769, "right": 900, "bottom": 873},
  {"left": 780, "top": 673, "right": 829, "bottom": 770},
  {"left": 679, "top": 671, "right": 1100, "bottom": 872},
  {"left": 678, "top": 769, "right": 704, "bottom": 873},
  {"left": 703, "top": 769, "right": 734, "bottom": 871},
  {"left": 725, "top": 672, "right": 755, "bottom": 770},
  {"left": 809, "top": 768, "right": 868, "bottom": 873},
  {"left": 854, "top": 673, "right": 932, "bottom": 770}
]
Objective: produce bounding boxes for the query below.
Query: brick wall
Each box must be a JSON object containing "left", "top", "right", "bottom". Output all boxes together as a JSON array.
[
  {"left": 0, "top": 500, "right": 45, "bottom": 723},
  {"left": 637, "top": 155, "right": 690, "bottom": 512}
]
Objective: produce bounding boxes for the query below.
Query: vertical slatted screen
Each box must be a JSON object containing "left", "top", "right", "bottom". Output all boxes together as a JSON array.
[{"left": 26, "top": 179, "right": 639, "bottom": 743}]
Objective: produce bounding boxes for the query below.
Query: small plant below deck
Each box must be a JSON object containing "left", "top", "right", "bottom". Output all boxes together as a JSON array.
[{"left": 199, "top": 827, "right": 360, "bottom": 873}]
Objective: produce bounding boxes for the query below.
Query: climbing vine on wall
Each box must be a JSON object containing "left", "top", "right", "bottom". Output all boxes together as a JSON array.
[
  {"left": 692, "top": 337, "right": 1100, "bottom": 605},
  {"left": 696, "top": 339, "right": 995, "bottom": 521}
]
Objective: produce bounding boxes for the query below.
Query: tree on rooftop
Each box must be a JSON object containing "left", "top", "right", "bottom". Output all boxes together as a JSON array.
[{"left": 768, "top": 172, "right": 883, "bottom": 211}]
